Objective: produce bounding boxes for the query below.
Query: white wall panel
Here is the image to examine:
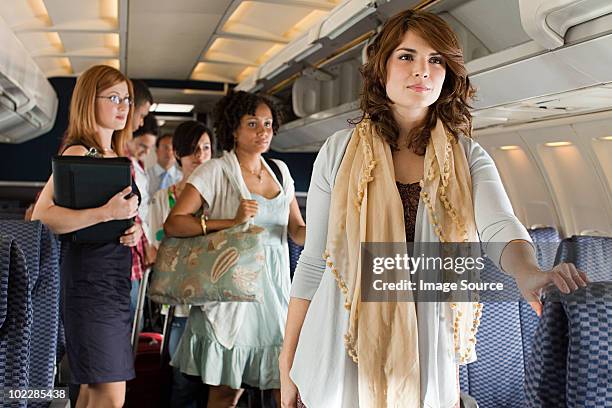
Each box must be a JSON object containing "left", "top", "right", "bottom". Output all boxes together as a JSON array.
[
  {"left": 571, "top": 118, "right": 612, "bottom": 196},
  {"left": 476, "top": 111, "right": 612, "bottom": 237},
  {"left": 519, "top": 124, "right": 612, "bottom": 236},
  {"left": 475, "top": 132, "right": 559, "bottom": 229}
]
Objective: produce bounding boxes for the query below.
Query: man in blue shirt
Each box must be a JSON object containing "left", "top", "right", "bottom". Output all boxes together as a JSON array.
[{"left": 147, "top": 133, "right": 183, "bottom": 196}]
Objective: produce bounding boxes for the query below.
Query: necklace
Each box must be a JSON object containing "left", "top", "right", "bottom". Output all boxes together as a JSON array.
[{"left": 240, "top": 163, "right": 264, "bottom": 184}]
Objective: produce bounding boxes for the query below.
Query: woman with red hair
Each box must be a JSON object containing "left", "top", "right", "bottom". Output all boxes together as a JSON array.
[{"left": 33, "top": 65, "right": 141, "bottom": 408}]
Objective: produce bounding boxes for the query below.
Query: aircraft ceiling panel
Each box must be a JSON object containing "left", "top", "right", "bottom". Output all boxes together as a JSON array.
[
  {"left": 203, "top": 38, "right": 278, "bottom": 66},
  {"left": 1, "top": 0, "right": 340, "bottom": 86},
  {"left": 223, "top": 2, "right": 324, "bottom": 40},
  {"left": 127, "top": 11, "right": 219, "bottom": 79},
  {"left": 133, "top": 0, "right": 231, "bottom": 14},
  {"left": 69, "top": 58, "right": 119, "bottom": 75},
  {"left": 193, "top": 0, "right": 339, "bottom": 84},
  {"left": 43, "top": 0, "right": 116, "bottom": 28},
  {"left": 191, "top": 62, "right": 247, "bottom": 83},
  {"left": 13, "top": 32, "right": 62, "bottom": 54},
  {"left": 0, "top": 1, "right": 39, "bottom": 24},
  {"left": 0, "top": 0, "right": 124, "bottom": 76},
  {"left": 30, "top": 57, "right": 72, "bottom": 77},
  {"left": 126, "top": 0, "right": 232, "bottom": 79},
  {"left": 57, "top": 33, "right": 118, "bottom": 57}
]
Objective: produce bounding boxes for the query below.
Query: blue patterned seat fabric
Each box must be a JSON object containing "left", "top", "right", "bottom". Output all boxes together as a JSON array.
[
  {"left": 525, "top": 235, "right": 612, "bottom": 407},
  {"left": 525, "top": 283, "right": 612, "bottom": 408},
  {"left": 459, "top": 227, "right": 559, "bottom": 408},
  {"left": 0, "top": 220, "right": 61, "bottom": 407},
  {"left": 0, "top": 234, "right": 32, "bottom": 408},
  {"left": 288, "top": 237, "right": 304, "bottom": 281},
  {"left": 564, "top": 283, "right": 612, "bottom": 407},
  {"left": 555, "top": 235, "right": 612, "bottom": 282},
  {"left": 520, "top": 228, "right": 561, "bottom": 371},
  {"left": 528, "top": 227, "right": 560, "bottom": 270},
  {"left": 524, "top": 297, "right": 568, "bottom": 408},
  {"left": 459, "top": 365, "right": 468, "bottom": 400},
  {"left": 461, "top": 258, "right": 526, "bottom": 408}
]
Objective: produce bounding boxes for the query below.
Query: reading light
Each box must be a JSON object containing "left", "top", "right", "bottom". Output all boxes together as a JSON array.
[{"left": 544, "top": 141, "right": 572, "bottom": 147}]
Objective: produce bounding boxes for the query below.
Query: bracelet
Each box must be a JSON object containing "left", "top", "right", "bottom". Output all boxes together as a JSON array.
[{"left": 200, "top": 214, "right": 208, "bottom": 235}]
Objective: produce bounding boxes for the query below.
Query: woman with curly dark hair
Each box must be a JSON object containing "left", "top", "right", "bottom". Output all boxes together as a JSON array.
[
  {"left": 164, "top": 91, "right": 306, "bottom": 407},
  {"left": 280, "top": 9, "right": 586, "bottom": 408}
]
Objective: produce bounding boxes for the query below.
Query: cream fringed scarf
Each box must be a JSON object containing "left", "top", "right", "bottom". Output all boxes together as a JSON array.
[{"left": 324, "top": 118, "right": 482, "bottom": 407}]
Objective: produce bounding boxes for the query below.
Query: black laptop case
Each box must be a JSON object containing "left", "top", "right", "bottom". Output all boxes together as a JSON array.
[{"left": 52, "top": 155, "right": 134, "bottom": 243}]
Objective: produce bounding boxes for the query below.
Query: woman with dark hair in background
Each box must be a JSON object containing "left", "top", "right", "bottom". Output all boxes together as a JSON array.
[
  {"left": 280, "top": 9, "right": 587, "bottom": 408},
  {"left": 32, "top": 65, "right": 141, "bottom": 408},
  {"left": 148, "top": 120, "right": 214, "bottom": 407},
  {"left": 164, "top": 91, "right": 306, "bottom": 408}
]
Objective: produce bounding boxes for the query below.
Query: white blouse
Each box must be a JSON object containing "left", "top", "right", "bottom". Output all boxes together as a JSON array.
[{"left": 289, "top": 128, "right": 532, "bottom": 408}]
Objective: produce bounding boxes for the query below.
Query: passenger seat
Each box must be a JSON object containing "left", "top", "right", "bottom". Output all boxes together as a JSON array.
[
  {"left": 459, "top": 227, "right": 560, "bottom": 408},
  {"left": 525, "top": 235, "right": 612, "bottom": 408},
  {"left": 520, "top": 227, "right": 560, "bottom": 370},
  {"left": 0, "top": 232, "right": 31, "bottom": 406},
  {"left": 0, "top": 220, "right": 62, "bottom": 394}
]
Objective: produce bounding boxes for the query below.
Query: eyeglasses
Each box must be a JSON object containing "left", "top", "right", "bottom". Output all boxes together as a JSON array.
[{"left": 96, "top": 95, "right": 133, "bottom": 106}]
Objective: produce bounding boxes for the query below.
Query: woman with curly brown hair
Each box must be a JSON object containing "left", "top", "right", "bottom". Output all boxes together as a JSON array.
[
  {"left": 164, "top": 91, "right": 306, "bottom": 408},
  {"left": 280, "top": 9, "right": 587, "bottom": 408}
]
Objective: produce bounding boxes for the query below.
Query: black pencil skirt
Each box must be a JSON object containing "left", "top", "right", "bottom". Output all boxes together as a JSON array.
[{"left": 61, "top": 242, "right": 135, "bottom": 384}]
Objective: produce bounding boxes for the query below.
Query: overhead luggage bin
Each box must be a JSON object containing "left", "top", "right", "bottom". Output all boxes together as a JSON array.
[
  {"left": 0, "top": 15, "right": 58, "bottom": 144},
  {"left": 258, "top": 25, "right": 322, "bottom": 82},
  {"left": 252, "top": 0, "right": 612, "bottom": 152},
  {"left": 519, "top": 0, "right": 612, "bottom": 49},
  {"left": 318, "top": 0, "right": 377, "bottom": 40},
  {"left": 237, "top": 0, "right": 423, "bottom": 93}
]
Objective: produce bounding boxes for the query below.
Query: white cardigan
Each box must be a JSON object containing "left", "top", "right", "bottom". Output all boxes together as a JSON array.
[{"left": 289, "top": 128, "right": 532, "bottom": 408}]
